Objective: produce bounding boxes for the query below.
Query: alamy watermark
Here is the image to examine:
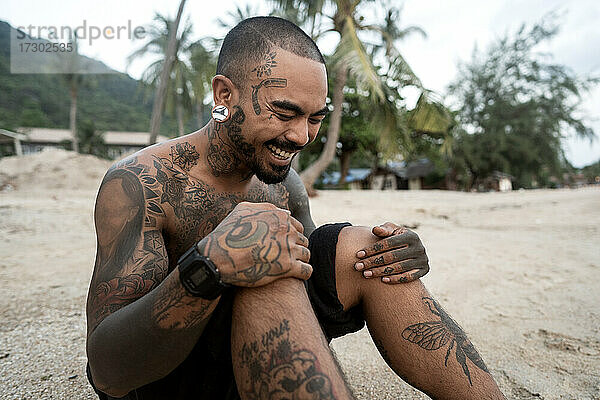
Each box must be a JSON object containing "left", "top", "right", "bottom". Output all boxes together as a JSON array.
[{"left": 10, "top": 20, "right": 147, "bottom": 74}]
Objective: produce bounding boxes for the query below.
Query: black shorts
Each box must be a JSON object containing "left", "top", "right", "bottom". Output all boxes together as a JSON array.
[{"left": 88, "top": 222, "right": 365, "bottom": 400}]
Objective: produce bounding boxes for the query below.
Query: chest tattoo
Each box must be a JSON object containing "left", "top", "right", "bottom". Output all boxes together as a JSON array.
[{"left": 118, "top": 147, "right": 290, "bottom": 258}]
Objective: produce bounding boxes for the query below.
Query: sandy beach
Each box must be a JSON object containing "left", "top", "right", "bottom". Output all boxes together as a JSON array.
[{"left": 1, "top": 150, "right": 599, "bottom": 399}]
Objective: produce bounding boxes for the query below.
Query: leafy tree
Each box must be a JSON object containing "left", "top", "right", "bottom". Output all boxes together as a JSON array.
[
  {"left": 77, "top": 120, "right": 108, "bottom": 158},
  {"left": 188, "top": 40, "right": 217, "bottom": 127},
  {"left": 271, "top": 0, "right": 450, "bottom": 193},
  {"left": 448, "top": 17, "right": 597, "bottom": 189}
]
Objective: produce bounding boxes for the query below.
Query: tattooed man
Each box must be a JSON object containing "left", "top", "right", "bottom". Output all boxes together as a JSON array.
[{"left": 86, "top": 17, "right": 505, "bottom": 400}]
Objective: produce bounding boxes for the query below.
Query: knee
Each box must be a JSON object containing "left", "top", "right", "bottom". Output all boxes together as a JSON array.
[
  {"left": 334, "top": 226, "right": 380, "bottom": 309},
  {"left": 335, "top": 226, "right": 427, "bottom": 310}
]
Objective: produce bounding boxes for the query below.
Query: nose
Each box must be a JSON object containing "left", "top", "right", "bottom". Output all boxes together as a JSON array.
[{"left": 284, "top": 118, "right": 310, "bottom": 147}]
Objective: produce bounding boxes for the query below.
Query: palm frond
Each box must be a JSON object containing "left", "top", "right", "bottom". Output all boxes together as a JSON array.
[
  {"left": 333, "top": 15, "right": 385, "bottom": 102},
  {"left": 407, "top": 92, "right": 452, "bottom": 135}
]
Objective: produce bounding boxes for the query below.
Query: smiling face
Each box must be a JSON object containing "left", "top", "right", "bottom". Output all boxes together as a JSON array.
[{"left": 225, "top": 48, "right": 328, "bottom": 184}]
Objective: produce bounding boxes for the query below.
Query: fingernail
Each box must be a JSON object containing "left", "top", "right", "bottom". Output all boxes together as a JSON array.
[
  {"left": 363, "top": 270, "right": 372, "bottom": 278},
  {"left": 356, "top": 250, "right": 366, "bottom": 258},
  {"left": 382, "top": 277, "right": 390, "bottom": 283},
  {"left": 355, "top": 262, "right": 364, "bottom": 271}
]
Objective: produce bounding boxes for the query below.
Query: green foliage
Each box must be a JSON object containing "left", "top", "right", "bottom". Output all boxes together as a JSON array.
[
  {"left": 298, "top": 76, "right": 378, "bottom": 173},
  {"left": 0, "top": 20, "right": 182, "bottom": 136},
  {"left": 448, "top": 16, "right": 597, "bottom": 189},
  {"left": 78, "top": 120, "right": 108, "bottom": 159}
]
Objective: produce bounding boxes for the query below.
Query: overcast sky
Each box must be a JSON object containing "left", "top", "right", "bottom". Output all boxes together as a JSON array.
[{"left": 2, "top": 0, "right": 598, "bottom": 167}]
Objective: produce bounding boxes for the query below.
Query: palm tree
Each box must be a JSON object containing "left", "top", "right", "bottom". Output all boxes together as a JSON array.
[
  {"left": 129, "top": 9, "right": 196, "bottom": 138},
  {"left": 216, "top": 4, "right": 260, "bottom": 30},
  {"left": 139, "top": 0, "right": 188, "bottom": 144},
  {"left": 271, "top": 0, "right": 451, "bottom": 193},
  {"left": 63, "top": 38, "right": 84, "bottom": 153}
]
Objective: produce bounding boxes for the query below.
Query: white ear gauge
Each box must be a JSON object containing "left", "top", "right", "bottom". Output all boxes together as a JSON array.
[{"left": 211, "top": 105, "right": 230, "bottom": 123}]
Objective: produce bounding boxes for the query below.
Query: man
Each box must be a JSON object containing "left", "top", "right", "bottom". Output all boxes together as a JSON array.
[{"left": 86, "top": 16, "right": 505, "bottom": 400}]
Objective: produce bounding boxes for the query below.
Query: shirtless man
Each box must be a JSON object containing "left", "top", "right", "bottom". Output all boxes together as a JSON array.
[{"left": 86, "top": 16, "right": 505, "bottom": 400}]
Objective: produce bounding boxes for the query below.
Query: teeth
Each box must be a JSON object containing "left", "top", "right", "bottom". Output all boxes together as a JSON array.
[{"left": 267, "top": 144, "right": 294, "bottom": 159}]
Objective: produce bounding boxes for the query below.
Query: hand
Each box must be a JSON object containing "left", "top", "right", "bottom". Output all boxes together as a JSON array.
[
  {"left": 354, "top": 222, "right": 429, "bottom": 283},
  {"left": 198, "top": 202, "right": 311, "bottom": 287}
]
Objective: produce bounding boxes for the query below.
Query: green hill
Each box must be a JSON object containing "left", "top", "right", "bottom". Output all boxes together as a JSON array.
[{"left": 0, "top": 20, "right": 182, "bottom": 135}]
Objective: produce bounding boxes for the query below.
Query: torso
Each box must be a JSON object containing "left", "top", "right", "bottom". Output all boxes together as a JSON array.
[{"left": 113, "top": 136, "right": 290, "bottom": 269}]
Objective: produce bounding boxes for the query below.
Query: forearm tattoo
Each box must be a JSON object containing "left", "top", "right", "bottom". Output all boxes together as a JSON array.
[
  {"left": 239, "top": 320, "right": 336, "bottom": 399},
  {"left": 402, "top": 297, "right": 490, "bottom": 385},
  {"left": 151, "top": 272, "right": 211, "bottom": 330}
]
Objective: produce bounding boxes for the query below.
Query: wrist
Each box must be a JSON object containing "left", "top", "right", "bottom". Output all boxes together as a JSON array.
[
  {"left": 178, "top": 243, "right": 228, "bottom": 299},
  {"left": 196, "top": 236, "right": 234, "bottom": 284}
]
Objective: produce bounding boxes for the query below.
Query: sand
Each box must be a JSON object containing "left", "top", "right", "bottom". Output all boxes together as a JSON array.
[{"left": 0, "top": 150, "right": 599, "bottom": 399}]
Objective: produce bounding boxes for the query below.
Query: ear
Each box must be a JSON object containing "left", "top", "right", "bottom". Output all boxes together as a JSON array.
[{"left": 212, "top": 75, "right": 239, "bottom": 107}]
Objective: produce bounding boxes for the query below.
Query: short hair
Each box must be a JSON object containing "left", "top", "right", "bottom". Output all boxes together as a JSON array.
[{"left": 216, "top": 16, "right": 325, "bottom": 88}]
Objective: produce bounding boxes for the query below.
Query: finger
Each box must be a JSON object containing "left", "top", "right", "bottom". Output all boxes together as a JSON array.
[
  {"left": 288, "top": 215, "right": 305, "bottom": 234},
  {"left": 294, "top": 245, "right": 311, "bottom": 263},
  {"left": 291, "top": 261, "right": 313, "bottom": 280},
  {"left": 356, "top": 229, "right": 419, "bottom": 258},
  {"left": 296, "top": 233, "right": 309, "bottom": 248},
  {"left": 355, "top": 245, "right": 424, "bottom": 270},
  {"left": 361, "top": 259, "right": 423, "bottom": 278},
  {"left": 381, "top": 267, "right": 428, "bottom": 284},
  {"left": 372, "top": 222, "right": 400, "bottom": 237}
]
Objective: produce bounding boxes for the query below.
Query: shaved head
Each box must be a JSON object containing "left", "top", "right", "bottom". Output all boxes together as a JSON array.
[{"left": 216, "top": 16, "right": 325, "bottom": 89}]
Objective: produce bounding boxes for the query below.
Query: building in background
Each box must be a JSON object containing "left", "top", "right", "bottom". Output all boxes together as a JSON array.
[
  {"left": 321, "top": 159, "right": 436, "bottom": 190},
  {"left": 0, "top": 128, "right": 169, "bottom": 159}
]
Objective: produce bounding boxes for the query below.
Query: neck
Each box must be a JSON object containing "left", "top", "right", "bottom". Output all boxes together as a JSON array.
[{"left": 195, "top": 119, "right": 255, "bottom": 190}]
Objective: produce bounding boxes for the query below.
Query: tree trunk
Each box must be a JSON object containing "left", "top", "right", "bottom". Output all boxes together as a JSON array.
[
  {"left": 148, "top": 0, "right": 187, "bottom": 144},
  {"left": 69, "top": 85, "right": 79, "bottom": 153},
  {"left": 176, "top": 97, "right": 185, "bottom": 136},
  {"left": 300, "top": 64, "right": 347, "bottom": 195},
  {"left": 338, "top": 150, "right": 352, "bottom": 185}
]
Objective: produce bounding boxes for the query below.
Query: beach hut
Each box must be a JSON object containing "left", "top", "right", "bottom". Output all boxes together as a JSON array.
[{"left": 1, "top": 127, "right": 170, "bottom": 159}]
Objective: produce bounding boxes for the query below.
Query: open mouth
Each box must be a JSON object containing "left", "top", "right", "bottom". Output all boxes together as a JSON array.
[{"left": 267, "top": 144, "right": 295, "bottom": 160}]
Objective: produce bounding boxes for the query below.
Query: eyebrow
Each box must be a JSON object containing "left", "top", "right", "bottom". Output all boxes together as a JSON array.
[{"left": 270, "top": 100, "right": 329, "bottom": 117}]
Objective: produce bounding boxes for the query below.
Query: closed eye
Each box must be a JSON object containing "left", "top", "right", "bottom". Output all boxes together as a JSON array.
[{"left": 274, "top": 112, "right": 293, "bottom": 121}]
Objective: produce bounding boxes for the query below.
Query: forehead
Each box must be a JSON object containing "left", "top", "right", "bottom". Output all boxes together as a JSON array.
[{"left": 249, "top": 48, "right": 327, "bottom": 109}]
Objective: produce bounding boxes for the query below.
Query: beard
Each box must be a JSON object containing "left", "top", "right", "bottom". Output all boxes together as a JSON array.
[{"left": 252, "top": 158, "right": 292, "bottom": 184}]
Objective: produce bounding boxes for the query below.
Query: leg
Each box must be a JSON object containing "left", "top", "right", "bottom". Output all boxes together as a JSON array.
[
  {"left": 231, "top": 278, "right": 356, "bottom": 400},
  {"left": 335, "top": 226, "right": 505, "bottom": 400}
]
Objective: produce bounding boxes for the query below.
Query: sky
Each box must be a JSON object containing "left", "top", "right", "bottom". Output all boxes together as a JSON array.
[{"left": 2, "top": 0, "right": 599, "bottom": 167}]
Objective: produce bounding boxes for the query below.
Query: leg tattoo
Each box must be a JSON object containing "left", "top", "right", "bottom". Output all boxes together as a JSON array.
[
  {"left": 401, "top": 297, "right": 490, "bottom": 386},
  {"left": 239, "top": 319, "right": 336, "bottom": 400}
]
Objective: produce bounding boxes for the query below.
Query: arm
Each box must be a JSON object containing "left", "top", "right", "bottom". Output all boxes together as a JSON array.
[
  {"left": 88, "top": 164, "right": 312, "bottom": 397},
  {"left": 86, "top": 165, "right": 219, "bottom": 397},
  {"left": 282, "top": 168, "right": 317, "bottom": 238}
]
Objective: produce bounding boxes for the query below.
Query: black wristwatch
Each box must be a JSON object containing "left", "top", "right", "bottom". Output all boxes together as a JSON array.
[{"left": 178, "top": 245, "right": 228, "bottom": 299}]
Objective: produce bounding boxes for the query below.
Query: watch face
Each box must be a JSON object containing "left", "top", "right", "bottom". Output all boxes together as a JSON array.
[
  {"left": 179, "top": 250, "right": 226, "bottom": 299},
  {"left": 189, "top": 265, "right": 209, "bottom": 284}
]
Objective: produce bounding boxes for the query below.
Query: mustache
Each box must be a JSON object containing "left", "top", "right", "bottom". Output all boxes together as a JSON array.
[{"left": 265, "top": 139, "right": 305, "bottom": 152}]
